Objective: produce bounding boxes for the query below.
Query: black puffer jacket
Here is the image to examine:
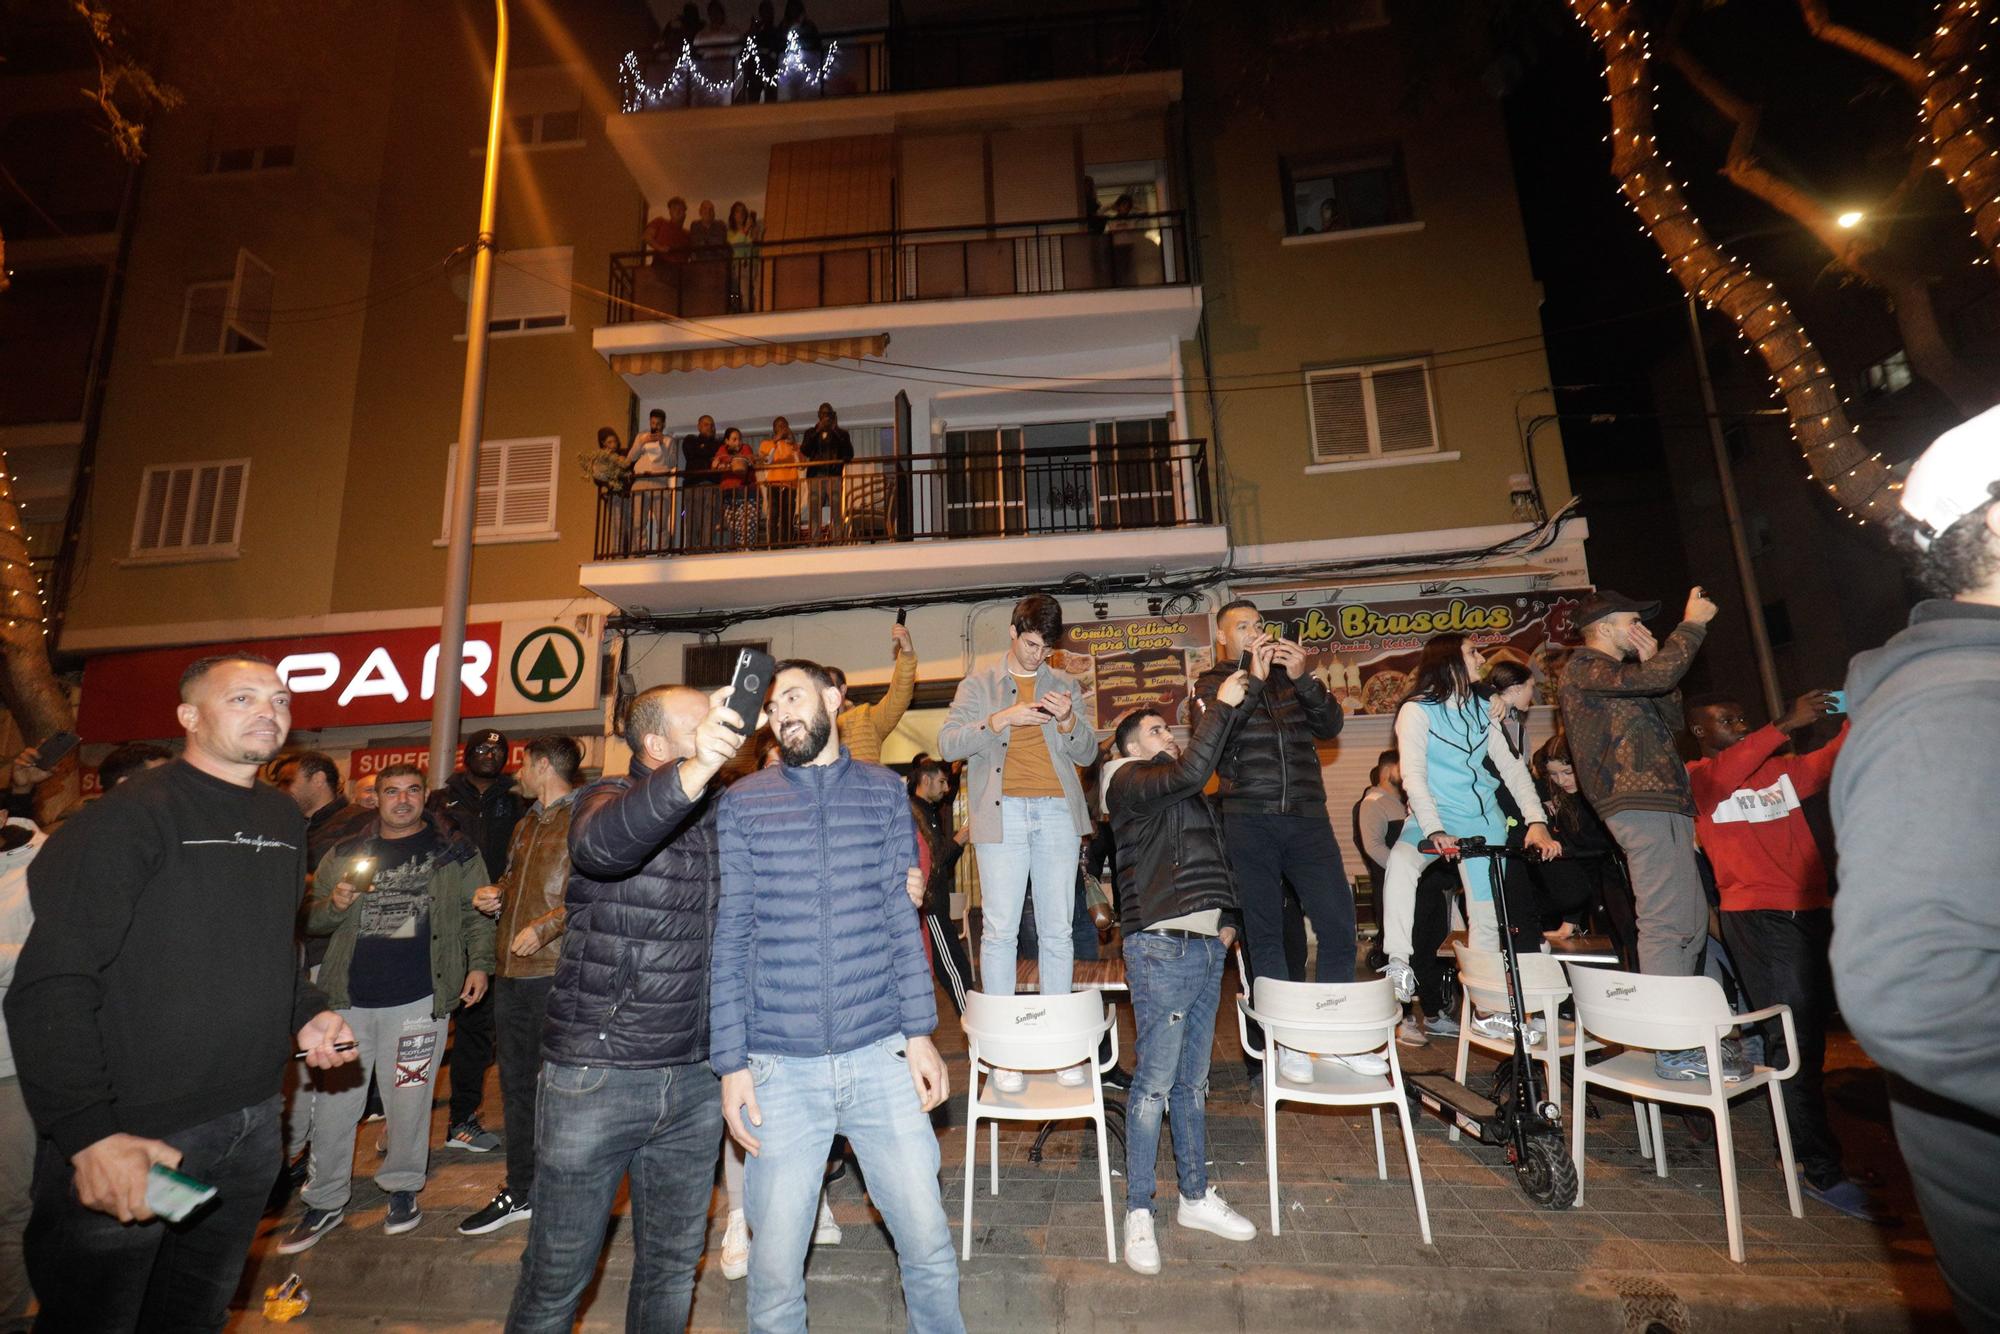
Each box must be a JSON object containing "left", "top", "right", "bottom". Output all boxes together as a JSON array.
[
  {"left": 430, "top": 771, "right": 524, "bottom": 881},
  {"left": 1191, "top": 664, "right": 1342, "bottom": 815},
  {"left": 542, "top": 756, "right": 719, "bottom": 1069},
  {"left": 1102, "top": 681, "right": 1256, "bottom": 931}
]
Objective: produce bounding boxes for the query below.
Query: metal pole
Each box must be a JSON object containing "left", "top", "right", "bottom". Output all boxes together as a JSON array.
[
  {"left": 1684, "top": 293, "right": 1784, "bottom": 721},
  {"left": 429, "top": 0, "right": 510, "bottom": 783}
]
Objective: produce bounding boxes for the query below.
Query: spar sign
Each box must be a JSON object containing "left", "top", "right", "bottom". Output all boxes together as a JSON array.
[{"left": 78, "top": 617, "right": 601, "bottom": 741}]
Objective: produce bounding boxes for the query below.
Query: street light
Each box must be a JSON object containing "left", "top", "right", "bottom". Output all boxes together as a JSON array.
[
  {"left": 429, "top": 0, "right": 510, "bottom": 783},
  {"left": 1836, "top": 210, "right": 1865, "bottom": 229}
]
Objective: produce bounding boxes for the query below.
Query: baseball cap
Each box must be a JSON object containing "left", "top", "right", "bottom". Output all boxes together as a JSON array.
[
  {"left": 1572, "top": 590, "right": 1660, "bottom": 632},
  {"left": 465, "top": 728, "right": 509, "bottom": 751},
  {"left": 1901, "top": 406, "right": 2000, "bottom": 548}
]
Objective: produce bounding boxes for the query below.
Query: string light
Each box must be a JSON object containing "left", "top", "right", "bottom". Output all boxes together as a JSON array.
[{"left": 619, "top": 27, "right": 840, "bottom": 112}]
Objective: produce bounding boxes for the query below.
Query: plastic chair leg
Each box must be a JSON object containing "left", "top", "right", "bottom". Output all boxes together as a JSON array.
[
  {"left": 1769, "top": 1085, "right": 1803, "bottom": 1218},
  {"left": 989, "top": 1120, "right": 1000, "bottom": 1195},
  {"left": 962, "top": 1099, "right": 977, "bottom": 1261},
  {"left": 1265, "top": 1078, "right": 1281, "bottom": 1236},
  {"left": 1714, "top": 1103, "right": 1745, "bottom": 1263},
  {"left": 1371, "top": 1106, "right": 1387, "bottom": 1180},
  {"left": 1393, "top": 1096, "right": 1433, "bottom": 1245},
  {"left": 1449, "top": 1015, "right": 1470, "bottom": 1144},
  {"left": 1650, "top": 1103, "right": 1668, "bottom": 1179},
  {"left": 1093, "top": 1111, "right": 1117, "bottom": 1263},
  {"left": 1634, "top": 1099, "right": 1653, "bottom": 1161},
  {"left": 1571, "top": 1065, "right": 1589, "bottom": 1210}
]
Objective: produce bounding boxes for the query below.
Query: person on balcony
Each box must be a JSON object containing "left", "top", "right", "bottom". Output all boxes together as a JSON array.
[
  {"left": 644, "top": 198, "right": 691, "bottom": 265},
  {"left": 628, "top": 409, "right": 675, "bottom": 553},
  {"left": 714, "top": 427, "right": 759, "bottom": 548},
  {"left": 678, "top": 416, "right": 722, "bottom": 549},
  {"left": 798, "top": 404, "right": 853, "bottom": 543},
  {"left": 726, "top": 202, "right": 760, "bottom": 311},
  {"left": 756, "top": 417, "right": 805, "bottom": 546}
]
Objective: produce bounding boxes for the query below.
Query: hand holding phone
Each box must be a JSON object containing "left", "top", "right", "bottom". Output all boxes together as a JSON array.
[
  {"left": 146, "top": 1163, "right": 218, "bottom": 1223},
  {"left": 33, "top": 730, "right": 78, "bottom": 771},
  {"left": 723, "top": 648, "right": 777, "bottom": 737}
]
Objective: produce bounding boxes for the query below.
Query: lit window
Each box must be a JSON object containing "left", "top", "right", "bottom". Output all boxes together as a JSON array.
[
  {"left": 1282, "top": 150, "right": 1413, "bottom": 236},
  {"left": 1865, "top": 349, "right": 1912, "bottom": 395}
]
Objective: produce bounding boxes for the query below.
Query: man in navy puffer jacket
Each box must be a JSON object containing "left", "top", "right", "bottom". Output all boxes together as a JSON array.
[
  {"left": 507, "top": 684, "right": 752, "bottom": 1334},
  {"left": 713, "top": 660, "right": 961, "bottom": 1334}
]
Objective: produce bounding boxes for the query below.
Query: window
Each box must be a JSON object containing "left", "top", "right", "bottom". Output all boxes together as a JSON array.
[
  {"left": 441, "top": 437, "right": 559, "bottom": 541},
  {"left": 503, "top": 68, "right": 583, "bottom": 147},
  {"left": 1281, "top": 150, "right": 1413, "bottom": 237},
  {"left": 176, "top": 250, "right": 274, "bottom": 357},
  {"left": 1305, "top": 359, "right": 1440, "bottom": 462},
  {"left": 130, "top": 460, "right": 248, "bottom": 558},
  {"left": 202, "top": 107, "right": 298, "bottom": 174},
  {"left": 474, "top": 246, "right": 572, "bottom": 333},
  {"left": 1866, "top": 349, "right": 1913, "bottom": 395}
]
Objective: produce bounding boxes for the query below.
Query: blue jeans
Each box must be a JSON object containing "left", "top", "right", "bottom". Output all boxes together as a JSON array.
[
  {"left": 973, "top": 796, "right": 1076, "bottom": 996},
  {"left": 506, "top": 1061, "right": 722, "bottom": 1334},
  {"left": 1123, "top": 932, "right": 1223, "bottom": 1214},
  {"left": 26, "top": 1094, "right": 280, "bottom": 1333},
  {"left": 744, "top": 1037, "right": 963, "bottom": 1334}
]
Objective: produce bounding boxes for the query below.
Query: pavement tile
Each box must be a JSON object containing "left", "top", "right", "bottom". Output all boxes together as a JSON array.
[
  {"left": 1570, "top": 1237, "right": 1664, "bottom": 1271},
  {"left": 1360, "top": 1236, "right": 1448, "bottom": 1267},
  {"left": 1609, "top": 1211, "right": 1705, "bottom": 1242},
  {"left": 1345, "top": 1205, "right": 1428, "bottom": 1237},
  {"left": 1430, "top": 1233, "right": 1518, "bottom": 1270}
]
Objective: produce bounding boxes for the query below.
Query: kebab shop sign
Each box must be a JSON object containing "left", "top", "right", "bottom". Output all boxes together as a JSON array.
[
  {"left": 1056, "top": 616, "right": 1215, "bottom": 733},
  {"left": 77, "top": 619, "right": 600, "bottom": 742}
]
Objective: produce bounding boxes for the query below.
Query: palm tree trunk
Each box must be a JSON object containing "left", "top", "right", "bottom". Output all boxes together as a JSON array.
[
  {"left": 0, "top": 466, "right": 79, "bottom": 825},
  {"left": 1569, "top": 0, "right": 1900, "bottom": 523}
]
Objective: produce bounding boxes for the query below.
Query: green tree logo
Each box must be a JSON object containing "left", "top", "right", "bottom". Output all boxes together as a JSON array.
[{"left": 510, "top": 627, "right": 585, "bottom": 704}]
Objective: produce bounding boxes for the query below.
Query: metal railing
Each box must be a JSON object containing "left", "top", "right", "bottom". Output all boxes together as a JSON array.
[
  {"left": 617, "top": 9, "right": 1174, "bottom": 112},
  {"left": 607, "top": 211, "right": 1189, "bottom": 323},
  {"left": 592, "top": 438, "right": 1212, "bottom": 561}
]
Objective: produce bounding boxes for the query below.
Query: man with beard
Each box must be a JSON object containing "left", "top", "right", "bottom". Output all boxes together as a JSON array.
[
  {"left": 5, "top": 655, "right": 356, "bottom": 1330},
  {"left": 713, "top": 661, "right": 960, "bottom": 1334}
]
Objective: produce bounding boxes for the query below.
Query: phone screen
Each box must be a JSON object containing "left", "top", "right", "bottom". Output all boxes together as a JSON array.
[{"left": 1237, "top": 649, "right": 1253, "bottom": 672}]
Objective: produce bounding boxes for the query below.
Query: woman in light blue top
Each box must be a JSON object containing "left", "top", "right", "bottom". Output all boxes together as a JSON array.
[{"left": 1378, "top": 634, "right": 1559, "bottom": 1008}]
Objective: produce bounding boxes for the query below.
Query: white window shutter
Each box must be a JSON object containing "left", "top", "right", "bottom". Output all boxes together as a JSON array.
[
  {"left": 1308, "top": 371, "right": 1370, "bottom": 461},
  {"left": 226, "top": 249, "right": 275, "bottom": 351},
  {"left": 130, "top": 460, "right": 249, "bottom": 556},
  {"left": 499, "top": 439, "right": 556, "bottom": 529},
  {"left": 1370, "top": 365, "right": 1437, "bottom": 454},
  {"left": 179, "top": 282, "right": 230, "bottom": 357}
]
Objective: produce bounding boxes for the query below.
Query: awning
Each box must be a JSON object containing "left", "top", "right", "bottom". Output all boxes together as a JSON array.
[{"left": 610, "top": 334, "right": 890, "bottom": 376}]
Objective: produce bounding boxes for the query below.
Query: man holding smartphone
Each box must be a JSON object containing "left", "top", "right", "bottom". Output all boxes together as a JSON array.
[{"left": 6, "top": 655, "right": 356, "bottom": 1331}]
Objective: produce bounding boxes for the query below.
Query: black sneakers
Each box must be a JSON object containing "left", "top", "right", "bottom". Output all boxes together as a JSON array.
[
  {"left": 276, "top": 1207, "right": 343, "bottom": 1254},
  {"left": 458, "top": 1187, "right": 533, "bottom": 1236},
  {"left": 385, "top": 1191, "right": 422, "bottom": 1235}
]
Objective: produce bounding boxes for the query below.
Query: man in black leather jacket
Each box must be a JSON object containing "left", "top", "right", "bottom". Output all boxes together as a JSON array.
[
  {"left": 1191, "top": 600, "right": 1353, "bottom": 1083},
  {"left": 506, "top": 685, "right": 750, "bottom": 1333},
  {"left": 1102, "top": 646, "right": 1268, "bottom": 1274}
]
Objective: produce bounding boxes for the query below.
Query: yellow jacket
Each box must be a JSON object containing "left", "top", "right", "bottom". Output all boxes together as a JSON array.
[{"left": 838, "top": 648, "right": 917, "bottom": 764}]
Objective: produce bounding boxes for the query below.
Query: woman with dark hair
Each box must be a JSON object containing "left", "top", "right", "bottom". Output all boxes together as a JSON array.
[
  {"left": 1480, "top": 658, "right": 1545, "bottom": 943},
  {"left": 1378, "top": 635, "right": 1560, "bottom": 1028},
  {"left": 1532, "top": 736, "right": 1639, "bottom": 964}
]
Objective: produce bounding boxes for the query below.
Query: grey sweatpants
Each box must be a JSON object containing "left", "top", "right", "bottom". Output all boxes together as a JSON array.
[
  {"left": 302, "top": 996, "right": 449, "bottom": 1212},
  {"left": 1605, "top": 810, "right": 1708, "bottom": 977}
]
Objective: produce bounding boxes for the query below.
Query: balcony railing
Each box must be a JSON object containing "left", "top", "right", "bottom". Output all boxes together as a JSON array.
[
  {"left": 617, "top": 9, "right": 1174, "bottom": 112},
  {"left": 591, "top": 438, "right": 1212, "bottom": 561},
  {"left": 607, "top": 212, "right": 1189, "bottom": 324}
]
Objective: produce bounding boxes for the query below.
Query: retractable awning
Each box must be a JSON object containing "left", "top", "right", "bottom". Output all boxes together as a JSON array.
[{"left": 609, "top": 333, "right": 889, "bottom": 376}]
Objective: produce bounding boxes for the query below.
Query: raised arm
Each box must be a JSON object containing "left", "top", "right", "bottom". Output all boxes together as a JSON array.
[
  {"left": 1570, "top": 622, "right": 1709, "bottom": 697},
  {"left": 1109, "top": 680, "right": 1260, "bottom": 816},
  {"left": 568, "top": 763, "right": 705, "bottom": 881},
  {"left": 871, "top": 635, "right": 918, "bottom": 736}
]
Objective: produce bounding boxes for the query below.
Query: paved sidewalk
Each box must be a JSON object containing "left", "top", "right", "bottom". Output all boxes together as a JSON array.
[{"left": 235, "top": 968, "right": 1953, "bottom": 1331}]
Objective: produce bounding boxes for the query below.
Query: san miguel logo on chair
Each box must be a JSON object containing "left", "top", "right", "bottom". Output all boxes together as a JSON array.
[
  {"left": 1315, "top": 996, "right": 1349, "bottom": 1009},
  {"left": 1607, "top": 984, "right": 1638, "bottom": 999},
  {"left": 1014, "top": 1009, "right": 1046, "bottom": 1025}
]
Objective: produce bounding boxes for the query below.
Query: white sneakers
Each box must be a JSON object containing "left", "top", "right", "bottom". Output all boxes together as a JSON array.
[
  {"left": 1127, "top": 1192, "right": 1258, "bottom": 1274},
  {"left": 1469, "top": 1010, "right": 1547, "bottom": 1043},
  {"left": 719, "top": 1209, "right": 749, "bottom": 1280},
  {"left": 1056, "top": 1063, "right": 1090, "bottom": 1087},
  {"left": 1276, "top": 1046, "right": 1315, "bottom": 1083},
  {"left": 813, "top": 1197, "right": 843, "bottom": 1246},
  {"left": 1383, "top": 957, "right": 1417, "bottom": 1003},
  {"left": 1277, "top": 1045, "right": 1390, "bottom": 1080},
  {"left": 991, "top": 1068, "right": 1027, "bottom": 1095},
  {"left": 1176, "top": 1190, "right": 1256, "bottom": 1241},
  {"left": 1124, "top": 1209, "right": 1161, "bottom": 1274}
]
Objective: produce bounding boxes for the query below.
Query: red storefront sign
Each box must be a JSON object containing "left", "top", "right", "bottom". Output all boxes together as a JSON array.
[
  {"left": 348, "top": 741, "right": 528, "bottom": 779},
  {"left": 78, "top": 623, "right": 504, "bottom": 742}
]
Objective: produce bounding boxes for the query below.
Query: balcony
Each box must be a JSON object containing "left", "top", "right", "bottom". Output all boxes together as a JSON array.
[
  {"left": 617, "top": 9, "right": 1175, "bottom": 113},
  {"left": 606, "top": 211, "right": 1190, "bottom": 324},
  {"left": 579, "top": 439, "right": 1228, "bottom": 614}
]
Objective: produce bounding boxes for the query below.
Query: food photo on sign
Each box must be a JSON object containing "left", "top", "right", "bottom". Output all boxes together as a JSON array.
[
  {"left": 1259, "top": 589, "right": 1589, "bottom": 714},
  {"left": 1054, "top": 616, "right": 1215, "bottom": 733}
]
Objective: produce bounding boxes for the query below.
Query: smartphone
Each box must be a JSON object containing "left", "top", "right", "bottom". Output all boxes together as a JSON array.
[
  {"left": 1236, "top": 648, "right": 1253, "bottom": 672},
  {"left": 145, "top": 1163, "right": 217, "bottom": 1223},
  {"left": 895, "top": 607, "right": 907, "bottom": 626},
  {"left": 346, "top": 856, "right": 377, "bottom": 895},
  {"left": 33, "top": 730, "right": 78, "bottom": 770},
  {"left": 723, "top": 647, "right": 777, "bottom": 735},
  {"left": 1826, "top": 689, "right": 1848, "bottom": 715}
]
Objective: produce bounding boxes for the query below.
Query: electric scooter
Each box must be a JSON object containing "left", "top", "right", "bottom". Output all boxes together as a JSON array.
[{"left": 1403, "top": 836, "right": 1579, "bottom": 1209}]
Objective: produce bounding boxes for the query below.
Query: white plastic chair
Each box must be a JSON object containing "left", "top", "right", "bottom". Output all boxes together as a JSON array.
[
  {"left": 1450, "top": 944, "right": 1655, "bottom": 1159},
  {"left": 960, "top": 989, "right": 1120, "bottom": 1262},
  {"left": 1565, "top": 964, "right": 1803, "bottom": 1262},
  {"left": 1237, "top": 977, "right": 1430, "bottom": 1244}
]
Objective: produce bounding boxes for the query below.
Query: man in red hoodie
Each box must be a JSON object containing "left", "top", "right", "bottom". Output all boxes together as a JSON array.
[{"left": 1687, "top": 689, "right": 1881, "bottom": 1223}]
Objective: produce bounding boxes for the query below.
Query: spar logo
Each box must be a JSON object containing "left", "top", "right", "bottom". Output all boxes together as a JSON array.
[{"left": 511, "top": 627, "right": 586, "bottom": 704}]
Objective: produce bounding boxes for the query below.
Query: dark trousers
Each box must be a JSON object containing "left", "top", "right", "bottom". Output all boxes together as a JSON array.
[
  {"left": 449, "top": 990, "right": 496, "bottom": 1125},
  {"left": 1718, "top": 908, "right": 1842, "bottom": 1186},
  {"left": 923, "top": 910, "right": 972, "bottom": 1016},
  {"left": 506, "top": 1062, "right": 721, "bottom": 1333},
  {"left": 1887, "top": 1079, "right": 2000, "bottom": 1331},
  {"left": 1411, "top": 857, "right": 1456, "bottom": 1017},
  {"left": 495, "top": 974, "right": 554, "bottom": 1198},
  {"left": 26, "top": 1095, "right": 280, "bottom": 1333},
  {"left": 1223, "top": 811, "right": 1357, "bottom": 985}
]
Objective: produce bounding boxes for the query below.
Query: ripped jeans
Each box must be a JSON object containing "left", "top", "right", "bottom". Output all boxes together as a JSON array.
[{"left": 1123, "top": 930, "right": 1225, "bottom": 1214}]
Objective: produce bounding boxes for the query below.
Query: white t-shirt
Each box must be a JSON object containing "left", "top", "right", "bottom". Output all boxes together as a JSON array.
[{"left": 629, "top": 433, "right": 673, "bottom": 477}]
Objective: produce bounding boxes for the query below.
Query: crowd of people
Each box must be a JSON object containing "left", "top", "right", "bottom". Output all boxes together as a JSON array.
[
  {"left": 594, "top": 403, "right": 860, "bottom": 554},
  {"left": 0, "top": 413, "right": 1993, "bottom": 1329}
]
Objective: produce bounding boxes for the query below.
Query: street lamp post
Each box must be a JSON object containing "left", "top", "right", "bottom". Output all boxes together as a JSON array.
[{"left": 429, "top": 0, "right": 510, "bottom": 783}]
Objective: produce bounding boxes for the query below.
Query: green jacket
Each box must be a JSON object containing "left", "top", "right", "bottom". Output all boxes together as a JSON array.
[{"left": 306, "top": 818, "right": 497, "bottom": 1019}]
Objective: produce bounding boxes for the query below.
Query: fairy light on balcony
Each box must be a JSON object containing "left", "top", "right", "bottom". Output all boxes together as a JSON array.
[{"left": 619, "top": 28, "right": 840, "bottom": 112}]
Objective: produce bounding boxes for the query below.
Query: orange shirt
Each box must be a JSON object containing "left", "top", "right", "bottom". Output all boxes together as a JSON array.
[{"left": 1002, "top": 673, "right": 1065, "bottom": 797}]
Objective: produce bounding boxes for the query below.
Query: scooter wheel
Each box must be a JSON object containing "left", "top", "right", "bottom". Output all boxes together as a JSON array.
[{"left": 1514, "top": 1132, "right": 1578, "bottom": 1210}]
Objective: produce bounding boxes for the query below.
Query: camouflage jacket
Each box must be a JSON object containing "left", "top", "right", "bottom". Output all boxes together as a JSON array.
[{"left": 1556, "top": 622, "right": 1708, "bottom": 819}]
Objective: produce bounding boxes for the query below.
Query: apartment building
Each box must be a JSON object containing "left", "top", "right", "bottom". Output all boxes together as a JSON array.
[{"left": 46, "top": 1, "right": 1589, "bottom": 866}]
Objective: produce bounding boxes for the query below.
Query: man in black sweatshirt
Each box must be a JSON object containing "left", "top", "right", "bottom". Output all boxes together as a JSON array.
[
  {"left": 4, "top": 654, "right": 355, "bottom": 1331},
  {"left": 1831, "top": 411, "right": 2000, "bottom": 1330}
]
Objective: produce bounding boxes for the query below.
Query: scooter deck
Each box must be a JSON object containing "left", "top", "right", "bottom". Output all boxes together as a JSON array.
[{"left": 1407, "top": 1072, "right": 1500, "bottom": 1142}]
